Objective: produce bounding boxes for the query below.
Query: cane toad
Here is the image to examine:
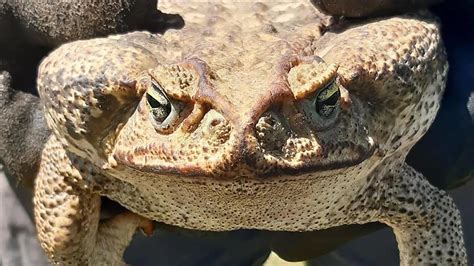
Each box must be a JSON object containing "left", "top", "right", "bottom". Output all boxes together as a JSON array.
[{"left": 34, "top": 1, "right": 467, "bottom": 265}]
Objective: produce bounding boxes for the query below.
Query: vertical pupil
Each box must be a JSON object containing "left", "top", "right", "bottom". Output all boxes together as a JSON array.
[
  {"left": 147, "top": 93, "right": 162, "bottom": 108},
  {"left": 316, "top": 82, "right": 340, "bottom": 117},
  {"left": 324, "top": 89, "right": 340, "bottom": 106},
  {"left": 147, "top": 92, "right": 171, "bottom": 123}
]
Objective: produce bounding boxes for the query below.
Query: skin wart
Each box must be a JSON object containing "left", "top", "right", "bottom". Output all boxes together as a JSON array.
[{"left": 34, "top": 1, "right": 466, "bottom": 265}]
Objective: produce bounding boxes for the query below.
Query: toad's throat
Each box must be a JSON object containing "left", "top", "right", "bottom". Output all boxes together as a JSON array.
[{"left": 101, "top": 158, "right": 377, "bottom": 232}]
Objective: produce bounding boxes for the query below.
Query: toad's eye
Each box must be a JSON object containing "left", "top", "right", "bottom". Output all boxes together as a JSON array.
[
  {"left": 147, "top": 83, "right": 171, "bottom": 123},
  {"left": 315, "top": 80, "right": 340, "bottom": 117},
  {"left": 146, "top": 82, "right": 179, "bottom": 131}
]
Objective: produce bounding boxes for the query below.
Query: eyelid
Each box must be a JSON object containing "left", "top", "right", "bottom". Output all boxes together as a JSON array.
[
  {"left": 287, "top": 62, "right": 338, "bottom": 100},
  {"left": 149, "top": 81, "right": 167, "bottom": 97},
  {"left": 316, "top": 81, "right": 340, "bottom": 102},
  {"left": 148, "top": 68, "right": 195, "bottom": 102}
]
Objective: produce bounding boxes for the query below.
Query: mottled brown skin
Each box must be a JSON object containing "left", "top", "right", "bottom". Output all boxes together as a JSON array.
[
  {"left": 0, "top": 0, "right": 184, "bottom": 185},
  {"left": 34, "top": 1, "right": 466, "bottom": 265}
]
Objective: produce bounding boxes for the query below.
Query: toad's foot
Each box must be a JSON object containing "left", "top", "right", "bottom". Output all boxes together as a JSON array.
[
  {"left": 94, "top": 212, "right": 154, "bottom": 265},
  {"left": 34, "top": 135, "right": 153, "bottom": 265},
  {"left": 349, "top": 162, "right": 467, "bottom": 265}
]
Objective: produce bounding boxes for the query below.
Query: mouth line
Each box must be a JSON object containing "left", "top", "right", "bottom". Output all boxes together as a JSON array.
[{"left": 113, "top": 142, "right": 376, "bottom": 181}]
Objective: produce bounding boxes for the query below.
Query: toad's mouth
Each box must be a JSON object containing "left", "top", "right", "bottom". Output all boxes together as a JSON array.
[
  {"left": 111, "top": 134, "right": 377, "bottom": 180},
  {"left": 104, "top": 143, "right": 379, "bottom": 232}
]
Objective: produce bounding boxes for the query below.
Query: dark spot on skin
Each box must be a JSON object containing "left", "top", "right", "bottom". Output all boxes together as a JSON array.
[
  {"left": 390, "top": 135, "right": 402, "bottom": 145},
  {"left": 263, "top": 24, "right": 278, "bottom": 34},
  {"left": 66, "top": 121, "right": 83, "bottom": 140}
]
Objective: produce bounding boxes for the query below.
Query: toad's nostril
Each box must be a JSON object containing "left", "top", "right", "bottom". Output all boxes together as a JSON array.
[
  {"left": 200, "top": 110, "right": 231, "bottom": 145},
  {"left": 255, "top": 112, "right": 283, "bottom": 133},
  {"left": 255, "top": 111, "right": 287, "bottom": 152},
  {"left": 210, "top": 119, "right": 222, "bottom": 127}
]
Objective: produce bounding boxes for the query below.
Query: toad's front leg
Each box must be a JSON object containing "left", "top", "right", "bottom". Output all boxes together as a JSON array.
[
  {"left": 358, "top": 163, "right": 467, "bottom": 265},
  {"left": 34, "top": 136, "right": 152, "bottom": 265}
]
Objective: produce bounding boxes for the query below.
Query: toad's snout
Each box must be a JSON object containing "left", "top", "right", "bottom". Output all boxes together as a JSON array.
[{"left": 186, "top": 108, "right": 326, "bottom": 178}]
